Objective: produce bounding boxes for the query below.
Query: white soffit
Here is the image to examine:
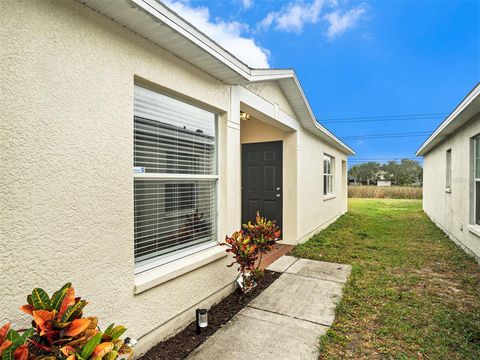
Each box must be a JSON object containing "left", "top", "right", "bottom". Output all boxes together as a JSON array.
[
  {"left": 416, "top": 83, "right": 480, "bottom": 156},
  {"left": 78, "top": 0, "right": 355, "bottom": 155}
]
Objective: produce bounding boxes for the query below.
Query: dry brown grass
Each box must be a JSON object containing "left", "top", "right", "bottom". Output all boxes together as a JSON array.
[{"left": 348, "top": 185, "right": 422, "bottom": 199}]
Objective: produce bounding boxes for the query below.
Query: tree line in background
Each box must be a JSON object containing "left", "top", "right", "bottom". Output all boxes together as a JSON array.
[{"left": 349, "top": 159, "right": 423, "bottom": 186}]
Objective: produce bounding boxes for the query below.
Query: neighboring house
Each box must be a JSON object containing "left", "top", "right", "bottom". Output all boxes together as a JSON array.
[
  {"left": 1, "top": 0, "right": 354, "bottom": 355},
  {"left": 377, "top": 180, "right": 392, "bottom": 187},
  {"left": 417, "top": 83, "right": 480, "bottom": 262}
]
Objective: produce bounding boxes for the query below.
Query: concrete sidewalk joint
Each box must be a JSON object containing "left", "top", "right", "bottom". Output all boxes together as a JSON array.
[{"left": 187, "top": 256, "right": 351, "bottom": 360}]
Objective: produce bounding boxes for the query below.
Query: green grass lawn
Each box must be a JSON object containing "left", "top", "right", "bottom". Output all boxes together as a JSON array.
[{"left": 291, "top": 199, "right": 480, "bottom": 359}]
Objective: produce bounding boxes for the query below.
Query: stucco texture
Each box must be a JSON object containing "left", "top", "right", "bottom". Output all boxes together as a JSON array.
[
  {"left": 240, "top": 85, "right": 348, "bottom": 244},
  {"left": 423, "top": 117, "right": 480, "bottom": 261},
  {"left": 1, "top": 0, "right": 351, "bottom": 354},
  {"left": 0, "top": 0, "right": 236, "bottom": 352}
]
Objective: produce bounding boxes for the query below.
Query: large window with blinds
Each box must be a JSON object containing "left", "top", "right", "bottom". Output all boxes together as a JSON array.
[{"left": 133, "top": 85, "right": 217, "bottom": 271}]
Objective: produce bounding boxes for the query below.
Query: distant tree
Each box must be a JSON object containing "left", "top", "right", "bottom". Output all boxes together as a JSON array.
[
  {"left": 382, "top": 160, "right": 399, "bottom": 183},
  {"left": 396, "top": 159, "right": 423, "bottom": 185},
  {"left": 349, "top": 159, "right": 423, "bottom": 186},
  {"left": 349, "top": 162, "right": 381, "bottom": 185}
]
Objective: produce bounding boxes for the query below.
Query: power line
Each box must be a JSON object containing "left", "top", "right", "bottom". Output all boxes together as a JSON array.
[
  {"left": 322, "top": 112, "right": 448, "bottom": 122},
  {"left": 322, "top": 116, "right": 444, "bottom": 124},
  {"left": 340, "top": 131, "right": 432, "bottom": 140}
]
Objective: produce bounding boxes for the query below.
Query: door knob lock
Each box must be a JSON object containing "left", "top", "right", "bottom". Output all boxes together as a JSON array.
[{"left": 276, "top": 194, "right": 281, "bottom": 198}]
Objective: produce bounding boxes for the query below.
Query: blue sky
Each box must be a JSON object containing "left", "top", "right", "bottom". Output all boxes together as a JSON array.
[{"left": 165, "top": 0, "right": 480, "bottom": 164}]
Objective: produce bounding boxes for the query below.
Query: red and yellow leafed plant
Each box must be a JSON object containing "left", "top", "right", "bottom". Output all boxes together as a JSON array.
[
  {"left": 1, "top": 283, "right": 133, "bottom": 360},
  {"left": 223, "top": 231, "right": 257, "bottom": 274},
  {"left": 222, "top": 212, "right": 281, "bottom": 292},
  {"left": 243, "top": 211, "right": 281, "bottom": 261}
]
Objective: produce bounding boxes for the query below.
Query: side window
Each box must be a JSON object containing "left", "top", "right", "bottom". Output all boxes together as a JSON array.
[
  {"left": 323, "top": 154, "right": 335, "bottom": 196},
  {"left": 446, "top": 149, "right": 452, "bottom": 189}
]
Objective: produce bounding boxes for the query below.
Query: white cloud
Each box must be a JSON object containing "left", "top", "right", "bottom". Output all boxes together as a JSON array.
[
  {"left": 241, "top": 0, "right": 253, "bottom": 10},
  {"left": 163, "top": 0, "right": 270, "bottom": 68},
  {"left": 259, "top": 0, "right": 367, "bottom": 38},
  {"left": 325, "top": 5, "right": 367, "bottom": 39},
  {"left": 260, "top": 0, "right": 325, "bottom": 33}
]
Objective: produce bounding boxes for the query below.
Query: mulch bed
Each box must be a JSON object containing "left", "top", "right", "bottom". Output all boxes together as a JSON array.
[{"left": 139, "top": 270, "right": 281, "bottom": 360}]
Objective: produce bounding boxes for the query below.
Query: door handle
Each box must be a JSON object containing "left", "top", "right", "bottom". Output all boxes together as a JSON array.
[
  {"left": 276, "top": 194, "right": 281, "bottom": 198},
  {"left": 276, "top": 187, "right": 281, "bottom": 191}
]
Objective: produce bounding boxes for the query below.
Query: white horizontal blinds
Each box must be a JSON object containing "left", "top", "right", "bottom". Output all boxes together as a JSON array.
[
  {"left": 134, "top": 179, "right": 216, "bottom": 263},
  {"left": 134, "top": 85, "right": 216, "bottom": 175},
  {"left": 133, "top": 85, "right": 217, "bottom": 267}
]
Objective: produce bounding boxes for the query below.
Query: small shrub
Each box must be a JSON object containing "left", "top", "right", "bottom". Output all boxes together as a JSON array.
[
  {"left": 243, "top": 211, "right": 282, "bottom": 263},
  {"left": 1, "top": 283, "right": 133, "bottom": 360},
  {"left": 222, "top": 212, "right": 281, "bottom": 293}
]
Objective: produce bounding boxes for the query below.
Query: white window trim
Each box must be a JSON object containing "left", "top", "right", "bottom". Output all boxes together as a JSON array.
[
  {"left": 323, "top": 154, "right": 335, "bottom": 198},
  {"left": 445, "top": 148, "right": 452, "bottom": 191},
  {"left": 133, "top": 172, "right": 220, "bottom": 276},
  {"left": 133, "top": 86, "right": 220, "bottom": 285},
  {"left": 468, "top": 224, "right": 480, "bottom": 238},
  {"left": 323, "top": 194, "right": 336, "bottom": 201},
  {"left": 134, "top": 243, "right": 227, "bottom": 294}
]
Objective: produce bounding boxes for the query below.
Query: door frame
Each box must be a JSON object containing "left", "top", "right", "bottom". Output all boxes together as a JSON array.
[{"left": 241, "top": 140, "right": 283, "bottom": 231}]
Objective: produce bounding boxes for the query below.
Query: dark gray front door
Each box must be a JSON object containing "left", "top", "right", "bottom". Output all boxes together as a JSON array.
[{"left": 241, "top": 141, "right": 282, "bottom": 231}]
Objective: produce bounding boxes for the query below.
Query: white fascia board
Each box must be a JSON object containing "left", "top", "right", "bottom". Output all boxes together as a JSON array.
[
  {"left": 416, "top": 83, "right": 480, "bottom": 156},
  {"left": 80, "top": 0, "right": 354, "bottom": 155},
  {"left": 132, "top": 0, "right": 252, "bottom": 80}
]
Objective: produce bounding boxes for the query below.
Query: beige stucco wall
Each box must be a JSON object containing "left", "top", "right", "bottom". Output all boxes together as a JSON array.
[
  {"left": 239, "top": 83, "right": 348, "bottom": 244},
  {"left": 0, "top": 0, "right": 237, "bottom": 354},
  {"left": 243, "top": 82, "right": 296, "bottom": 119},
  {"left": 0, "top": 0, "right": 351, "bottom": 355},
  {"left": 297, "top": 130, "right": 348, "bottom": 242},
  {"left": 423, "top": 116, "right": 480, "bottom": 261}
]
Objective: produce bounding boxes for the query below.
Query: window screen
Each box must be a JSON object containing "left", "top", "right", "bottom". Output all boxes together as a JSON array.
[{"left": 134, "top": 85, "right": 217, "bottom": 269}]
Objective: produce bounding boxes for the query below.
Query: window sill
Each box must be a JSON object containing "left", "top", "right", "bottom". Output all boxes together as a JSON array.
[
  {"left": 323, "top": 194, "right": 336, "bottom": 201},
  {"left": 134, "top": 245, "right": 227, "bottom": 294},
  {"left": 445, "top": 188, "right": 451, "bottom": 193},
  {"left": 468, "top": 225, "right": 480, "bottom": 238}
]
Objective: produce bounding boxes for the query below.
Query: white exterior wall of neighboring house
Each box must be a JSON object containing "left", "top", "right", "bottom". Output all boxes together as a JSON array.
[
  {"left": 418, "top": 84, "right": 480, "bottom": 263},
  {"left": 0, "top": 0, "right": 353, "bottom": 355},
  {"left": 422, "top": 117, "right": 480, "bottom": 261},
  {"left": 377, "top": 180, "right": 392, "bottom": 187}
]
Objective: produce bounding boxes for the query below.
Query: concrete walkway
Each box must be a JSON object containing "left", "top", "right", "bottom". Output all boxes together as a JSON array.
[{"left": 187, "top": 256, "right": 351, "bottom": 360}]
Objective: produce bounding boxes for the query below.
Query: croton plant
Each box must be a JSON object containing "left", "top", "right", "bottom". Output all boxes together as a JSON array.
[
  {"left": 222, "top": 211, "right": 281, "bottom": 293},
  {"left": 0, "top": 283, "right": 133, "bottom": 360}
]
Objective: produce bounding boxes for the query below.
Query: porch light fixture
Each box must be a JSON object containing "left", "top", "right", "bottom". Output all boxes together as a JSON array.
[
  {"left": 240, "top": 111, "right": 250, "bottom": 121},
  {"left": 195, "top": 308, "right": 208, "bottom": 334}
]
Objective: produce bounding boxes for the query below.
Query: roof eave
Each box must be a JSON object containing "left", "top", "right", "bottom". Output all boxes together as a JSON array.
[
  {"left": 416, "top": 83, "right": 480, "bottom": 156},
  {"left": 79, "top": 0, "right": 355, "bottom": 156}
]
